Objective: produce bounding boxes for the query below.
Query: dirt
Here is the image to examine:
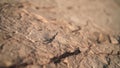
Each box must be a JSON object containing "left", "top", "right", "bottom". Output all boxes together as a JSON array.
[{"left": 0, "top": 0, "right": 120, "bottom": 68}]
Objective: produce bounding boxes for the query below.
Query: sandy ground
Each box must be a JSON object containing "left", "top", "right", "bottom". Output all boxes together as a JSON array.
[{"left": 0, "top": 0, "right": 120, "bottom": 68}]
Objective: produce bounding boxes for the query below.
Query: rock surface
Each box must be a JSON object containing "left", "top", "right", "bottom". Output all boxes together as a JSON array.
[{"left": 0, "top": 0, "right": 120, "bottom": 68}]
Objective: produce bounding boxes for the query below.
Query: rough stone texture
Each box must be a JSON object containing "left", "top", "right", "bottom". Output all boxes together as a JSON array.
[{"left": 0, "top": 0, "right": 120, "bottom": 68}]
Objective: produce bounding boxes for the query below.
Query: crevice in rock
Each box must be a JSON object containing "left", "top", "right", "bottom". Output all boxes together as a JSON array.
[
  {"left": 43, "top": 32, "right": 58, "bottom": 44},
  {"left": 0, "top": 44, "right": 4, "bottom": 51},
  {"left": 50, "top": 48, "right": 81, "bottom": 64}
]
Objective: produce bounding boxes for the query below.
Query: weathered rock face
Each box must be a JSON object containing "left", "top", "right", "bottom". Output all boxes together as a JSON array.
[{"left": 0, "top": 0, "right": 120, "bottom": 68}]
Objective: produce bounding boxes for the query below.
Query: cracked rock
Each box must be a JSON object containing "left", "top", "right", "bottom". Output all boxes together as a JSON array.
[{"left": 0, "top": 0, "right": 120, "bottom": 68}]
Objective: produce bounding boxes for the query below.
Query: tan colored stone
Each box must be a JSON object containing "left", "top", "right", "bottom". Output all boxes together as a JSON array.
[{"left": 110, "top": 36, "right": 119, "bottom": 44}]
